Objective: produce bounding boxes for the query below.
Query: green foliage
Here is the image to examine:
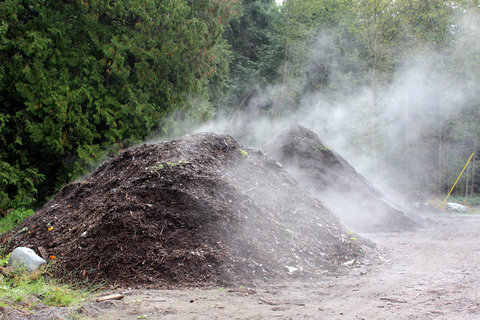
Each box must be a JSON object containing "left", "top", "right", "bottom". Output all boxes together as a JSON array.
[
  {"left": 446, "top": 196, "right": 480, "bottom": 207},
  {"left": 221, "top": 0, "right": 279, "bottom": 115},
  {"left": 346, "top": 220, "right": 356, "bottom": 240},
  {"left": 1, "top": 0, "right": 480, "bottom": 203},
  {"left": 262, "top": 0, "right": 479, "bottom": 195},
  {"left": 272, "top": 0, "right": 364, "bottom": 104},
  {"left": 0, "top": 105, "right": 45, "bottom": 210},
  {"left": 167, "top": 162, "right": 179, "bottom": 168},
  {"left": 0, "top": 208, "right": 35, "bottom": 234},
  {"left": 0, "top": 267, "right": 89, "bottom": 309},
  {"left": 0, "top": 160, "right": 45, "bottom": 211},
  {"left": 284, "top": 176, "right": 294, "bottom": 184},
  {"left": 312, "top": 145, "right": 331, "bottom": 154},
  {"left": 0, "top": 0, "right": 239, "bottom": 206},
  {"left": 283, "top": 228, "right": 296, "bottom": 240},
  {"left": 150, "top": 162, "right": 165, "bottom": 170},
  {"left": 149, "top": 160, "right": 189, "bottom": 171},
  {"left": 0, "top": 253, "right": 10, "bottom": 267}
]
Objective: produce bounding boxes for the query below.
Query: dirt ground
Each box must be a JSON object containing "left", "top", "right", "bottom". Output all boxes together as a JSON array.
[{"left": 46, "top": 213, "right": 477, "bottom": 320}]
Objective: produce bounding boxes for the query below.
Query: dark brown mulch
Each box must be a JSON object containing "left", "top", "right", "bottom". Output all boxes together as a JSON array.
[
  {"left": 2, "top": 133, "right": 371, "bottom": 288},
  {"left": 262, "top": 124, "right": 422, "bottom": 233}
]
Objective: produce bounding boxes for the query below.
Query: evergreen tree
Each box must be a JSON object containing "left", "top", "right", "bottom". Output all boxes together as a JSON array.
[
  {"left": 0, "top": 0, "right": 238, "bottom": 210},
  {"left": 221, "top": 0, "right": 278, "bottom": 116}
]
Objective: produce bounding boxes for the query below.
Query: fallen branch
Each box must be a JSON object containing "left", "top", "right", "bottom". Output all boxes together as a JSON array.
[
  {"left": 228, "top": 288, "right": 257, "bottom": 294},
  {"left": 143, "top": 299, "right": 168, "bottom": 302},
  {"left": 96, "top": 294, "right": 125, "bottom": 302},
  {"left": 259, "top": 298, "right": 305, "bottom": 306},
  {"left": 380, "top": 297, "right": 407, "bottom": 303}
]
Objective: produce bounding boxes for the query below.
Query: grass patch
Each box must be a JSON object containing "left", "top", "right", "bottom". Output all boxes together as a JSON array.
[
  {"left": 0, "top": 210, "right": 101, "bottom": 313},
  {"left": 0, "top": 250, "right": 95, "bottom": 311}
]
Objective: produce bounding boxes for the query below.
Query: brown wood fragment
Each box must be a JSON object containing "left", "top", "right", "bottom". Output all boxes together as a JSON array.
[
  {"left": 143, "top": 299, "right": 167, "bottom": 302},
  {"left": 96, "top": 294, "right": 125, "bottom": 302},
  {"left": 259, "top": 299, "right": 281, "bottom": 305},
  {"left": 259, "top": 298, "right": 305, "bottom": 306},
  {"left": 37, "top": 246, "right": 48, "bottom": 261},
  {"left": 380, "top": 298, "right": 407, "bottom": 303},
  {"left": 228, "top": 288, "right": 257, "bottom": 294}
]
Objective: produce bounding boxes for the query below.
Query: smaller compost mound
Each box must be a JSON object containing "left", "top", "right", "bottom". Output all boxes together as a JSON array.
[
  {"left": 263, "top": 124, "right": 421, "bottom": 233},
  {"left": 4, "top": 133, "right": 370, "bottom": 288}
]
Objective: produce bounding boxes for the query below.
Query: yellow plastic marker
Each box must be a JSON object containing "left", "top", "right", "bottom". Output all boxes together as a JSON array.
[{"left": 440, "top": 152, "right": 475, "bottom": 209}]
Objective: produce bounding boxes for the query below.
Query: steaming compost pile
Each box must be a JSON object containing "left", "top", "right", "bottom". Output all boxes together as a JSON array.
[
  {"left": 263, "top": 124, "right": 421, "bottom": 233},
  {"left": 4, "top": 132, "right": 370, "bottom": 288}
]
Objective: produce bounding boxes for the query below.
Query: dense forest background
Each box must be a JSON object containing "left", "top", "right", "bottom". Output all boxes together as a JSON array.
[{"left": 2, "top": 0, "right": 480, "bottom": 212}]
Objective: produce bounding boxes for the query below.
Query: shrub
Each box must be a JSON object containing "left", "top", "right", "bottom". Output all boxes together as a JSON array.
[{"left": 0, "top": 208, "right": 35, "bottom": 234}]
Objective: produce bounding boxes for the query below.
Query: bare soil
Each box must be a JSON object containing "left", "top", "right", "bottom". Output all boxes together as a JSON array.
[
  {"left": 87, "top": 214, "right": 480, "bottom": 319},
  {"left": 4, "top": 213, "right": 476, "bottom": 319}
]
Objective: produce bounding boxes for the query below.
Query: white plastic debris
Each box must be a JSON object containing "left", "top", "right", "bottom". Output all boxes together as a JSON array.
[
  {"left": 342, "top": 259, "right": 355, "bottom": 266},
  {"left": 8, "top": 247, "right": 46, "bottom": 272},
  {"left": 445, "top": 202, "right": 468, "bottom": 213},
  {"left": 286, "top": 266, "right": 299, "bottom": 273}
]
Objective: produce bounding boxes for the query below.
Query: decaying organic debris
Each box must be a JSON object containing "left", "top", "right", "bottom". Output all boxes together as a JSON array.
[
  {"left": 263, "top": 124, "right": 421, "bottom": 233},
  {"left": 4, "top": 132, "right": 373, "bottom": 288}
]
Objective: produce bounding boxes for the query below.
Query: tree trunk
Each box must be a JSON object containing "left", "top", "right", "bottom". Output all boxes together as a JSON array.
[
  {"left": 465, "top": 162, "right": 469, "bottom": 198},
  {"left": 472, "top": 140, "right": 477, "bottom": 198},
  {"left": 275, "top": 0, "right": 292, "bottom": 123},
  {"left": 405, "top": 82, "right": 409, "bottom": 193},
  {"left": 438, "top": 130, "right": 442, "bottom": 188},
  {"left": 438, "top": 57, "right": 444, "bottom": 191},
  {"left": 370, "top": 0, "right": 378, "bottom": 176},
  {"left": 320, "top": 36, "right": 332, "bottom": 89},
  {"left": 445, "top": 140, "right": 450, "bottom": 193}
]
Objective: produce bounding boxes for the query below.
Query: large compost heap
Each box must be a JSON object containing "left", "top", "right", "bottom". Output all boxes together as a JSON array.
[
  {"left": 4, "top": 132, "right": 370, "bottom": 288},
  {"left": 263, "top": 124, "right": 421, "bottom": 233}
]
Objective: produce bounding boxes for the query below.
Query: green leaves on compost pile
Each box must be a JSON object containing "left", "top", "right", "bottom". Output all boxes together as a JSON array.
[{"left": 0, "top": 0, "right": 239, "bottom": 210}]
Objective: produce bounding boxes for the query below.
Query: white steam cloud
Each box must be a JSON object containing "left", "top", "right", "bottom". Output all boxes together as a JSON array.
[{"left": 154, "top": 10, "right": 480, "bottom": 196}]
